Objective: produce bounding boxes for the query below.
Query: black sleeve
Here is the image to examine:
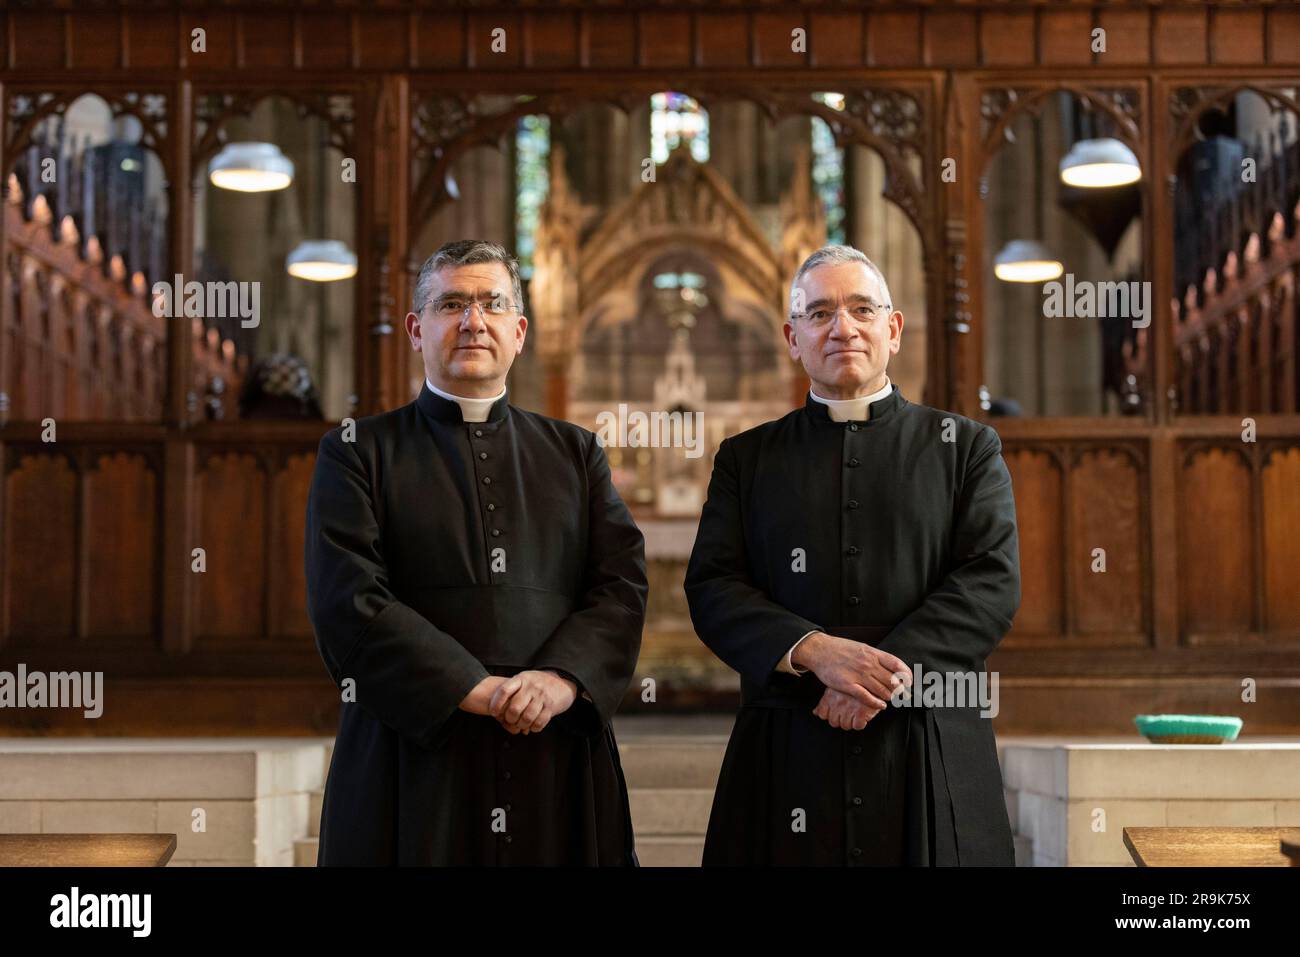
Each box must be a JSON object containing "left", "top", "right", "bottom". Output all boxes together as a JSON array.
[
  {"left": 531, "top": 432, "right": 648, "bottom": 730},
  {"left": 305, "top": 428, "right": 489, "bottom": 749},
  {"left": 875, "top": 426, "right": 1020, "bottom": 675},
  {"left": 683, "top": 436, "right": 822, "bottom": 688}
]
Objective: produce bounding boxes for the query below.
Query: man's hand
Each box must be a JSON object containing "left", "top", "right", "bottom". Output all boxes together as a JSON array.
[
  {"left": 489, "top": 670, "right": 578, "bottom": 734},
  {"left": 459, "top": 675, "right": 509, "bottom": 715},
  {"left": 792, "top": 632, "right": 913, "bottom": 709},
  {"left": 813, "top": 686, "right": 884, "bottom": 731}
]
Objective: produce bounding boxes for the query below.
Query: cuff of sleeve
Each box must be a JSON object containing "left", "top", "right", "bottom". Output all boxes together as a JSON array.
[{"left": 776, "top": 630, "right": 818, "bottom": 675}]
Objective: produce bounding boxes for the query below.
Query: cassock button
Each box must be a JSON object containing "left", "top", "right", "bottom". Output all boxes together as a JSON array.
[
  {"left": 487, "top": 503, "right": 496, "bottom": 512},
  {"left": 504, "top": 803, "right": 512, "bottom": 812},
  {"left": 849, "top": 423, "right": 859, "bottom": 432},
  {"left": 852, "top": 745, "right": 863, "bottom": 755},
  {"left": 851, "top": 847, "right": 863, "bottom": 858},
  {"left": 479, "top": 451, "right": 488, "bottom": 460},
  {"left": 852, "top": 796, "right": 863, "bottom": 806},
  {"left": 503, "top": 835, "right": 512, "bottom": 844},
  {"left": 848, "top": 500, "right": 859, "bottom": 509},
  {"left": 491, "top": 529, "right": 501, "bottom": 537},
  {"left": 503, "top": 770, "right": 512, "bottom": 781},
  {"left": 847, "top": 457, "right": 860, "bottom": 467},
  {"left": 848, "top": 596, "right": 860, "bottom": 606},
  {"left": 482, "top": 476, "right": 492, "bottom": 485},
  {"left": 846, "top": 546, "right": 860, "bottom": 556},
  {"left": 474, "top": 429, "right": 484, "bottom": 438}
]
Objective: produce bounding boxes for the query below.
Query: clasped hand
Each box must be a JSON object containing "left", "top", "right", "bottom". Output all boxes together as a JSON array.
[
  {"left": 795, "top": 632, "right": 914, "bottom": 731},
  {"left": 460, "top": 670, "right": 578, "bottom": 734}
]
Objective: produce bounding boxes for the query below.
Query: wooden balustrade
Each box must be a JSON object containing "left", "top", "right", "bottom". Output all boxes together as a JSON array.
[
  {"left": 2, "top": 189, "right": 244, "bottom": 424},
  {"left": 1174, "top": 202, "right": 1300, "bottom": 415}
]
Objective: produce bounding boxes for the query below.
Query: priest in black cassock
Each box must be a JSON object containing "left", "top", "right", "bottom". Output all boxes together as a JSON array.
[
  {"left": 684, "top": 244, "right": 1019, "bottom": 866},
  {"left": 306, "top": 239, "right": 647, "bottom": 865}
]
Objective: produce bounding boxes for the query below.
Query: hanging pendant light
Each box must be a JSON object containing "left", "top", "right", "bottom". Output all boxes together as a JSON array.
[
  {"left": 993, "top": 240, "right": 1064, "bottom": 283},
  {"left": 1059, "top": 137, "right": 1141, "bottom": 188},
  {"left": 209, "top": 142, "right": 294, "bottom": 192},
  {"left": 287, "top": 240, "right": 357, "bottom": 281}
]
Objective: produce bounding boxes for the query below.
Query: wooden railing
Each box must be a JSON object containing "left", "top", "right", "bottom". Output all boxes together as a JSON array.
[
  {"left": 1173, "top": 203, "right": 1300, "bottom": 414},
  {"left": 2, "top": 187, "right": 245, "bottom": 424}
]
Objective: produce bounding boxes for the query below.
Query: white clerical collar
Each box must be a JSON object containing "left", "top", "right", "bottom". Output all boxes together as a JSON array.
[
  {"left": 426, "top": 378, "right": 506, "bottom": 424},
  {"left": 809, "top": 377, "right": 893, "bottom": 422}
]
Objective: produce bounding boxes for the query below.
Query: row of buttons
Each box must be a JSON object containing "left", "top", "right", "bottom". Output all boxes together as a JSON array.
[{"left": 470, "top": 427, "right": 505, "bottom": 543}]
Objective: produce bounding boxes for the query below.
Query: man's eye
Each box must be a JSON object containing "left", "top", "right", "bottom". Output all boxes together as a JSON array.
[
  {"left": 853, "top": 307, "right": 874, "bottom": 318},
  {"left": 811, "top": 311, "right": 831, "bottom": 322},
  {"left": 439, "top": 300, "right": 464, "bottom": 313}
]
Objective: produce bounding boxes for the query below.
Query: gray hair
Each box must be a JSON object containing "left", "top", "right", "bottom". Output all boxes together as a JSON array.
[
  {"left": 412, "top": 239, "right": 524, "bottom": 316},
  {"left": 790, "top": 244, "right": 892, "bottom": 315}
]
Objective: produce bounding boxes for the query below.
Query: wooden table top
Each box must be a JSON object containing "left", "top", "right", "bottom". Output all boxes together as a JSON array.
[
  {"left": 0, "top": 834, "right": 177, "bottom": 867},
  {"left": 1124, "top": 827, "right": 1300, "bottom": 867}
]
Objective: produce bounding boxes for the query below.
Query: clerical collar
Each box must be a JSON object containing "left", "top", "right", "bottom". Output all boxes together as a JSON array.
[
  {"left": 808, "top": 377, "right": 896, "bottom": 422},
  {"left": 417, "top": 378, "right": 509, "bottom": 424}
]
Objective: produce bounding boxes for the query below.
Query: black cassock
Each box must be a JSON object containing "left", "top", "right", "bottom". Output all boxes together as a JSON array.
[
  {"left": 684, "top": 386, "right": 1019, "bottom": 866},
  {"left": 305, "top": 385, "right": 647, "bottom": 865}
]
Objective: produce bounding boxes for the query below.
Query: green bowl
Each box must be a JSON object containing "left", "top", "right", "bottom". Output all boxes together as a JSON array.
[{"left": 1134, "top": 714, "right": 1243, "bottom": 744}]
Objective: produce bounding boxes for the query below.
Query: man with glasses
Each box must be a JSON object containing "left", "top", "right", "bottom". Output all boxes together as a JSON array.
[
  {"left": 685, "top": 243, "right": 1020, "bottom": 866},
  {"left": 306, "top": 239, "right": 647, "bottom": 865}
]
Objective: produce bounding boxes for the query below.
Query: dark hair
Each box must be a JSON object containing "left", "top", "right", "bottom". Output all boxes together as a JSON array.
[{"left": 411, "top": 240, "right": 524, "bottom": 316}]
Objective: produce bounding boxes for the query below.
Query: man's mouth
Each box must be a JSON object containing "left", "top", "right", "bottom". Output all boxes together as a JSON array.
[{"left": 456, "top": 345, "right": 491, "bottom": 352}]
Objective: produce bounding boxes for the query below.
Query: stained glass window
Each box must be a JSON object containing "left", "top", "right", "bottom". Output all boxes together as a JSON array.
[
  {"left": 812, "top": 92, "right": 846, "bottom": 244},
  {"left": 514, "top": 114, "right": 550, "bottom": 280},
  {"left": 650, "top": 92, "right": 709, "bottom": 164}
]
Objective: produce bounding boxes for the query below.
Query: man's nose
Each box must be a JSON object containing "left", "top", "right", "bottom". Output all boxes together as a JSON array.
[
  {"left": 828, "top": 306, "right": 858, "bottom": 337},
  {"left": 460, "top": 302, "right": 489, "bottom": 332}
]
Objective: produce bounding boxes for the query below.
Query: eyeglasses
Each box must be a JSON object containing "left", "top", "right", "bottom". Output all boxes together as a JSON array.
[
  {"left": 792, "top": 300, "right": 892, "bottom": 328},
  {"left": 420, "top": 294, "right": 517, "bottom": 320}
]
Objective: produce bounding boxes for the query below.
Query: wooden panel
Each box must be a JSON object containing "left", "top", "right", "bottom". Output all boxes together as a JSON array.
[
  {"left": 1039, "top": 9, "right": 1093, "bottom": 67},
  {"left": 195, "top": 454, "right": 266, "bottom": 640},
  {"left": 697, "top": 13, "right": 750, "bottom": 69},
  {"left": 753, "top": 12, "right": 804, "bottom": 68},
  {"left": 1096, "top": 9, "right": 1149, "bottom": 66},
  {"left": 358, "top": 13, "right": 410, "bottom": 71},
  {"left": 1070, "top": 450, "right": 1144, "bottom": 637},
  {"left": 180, "top": 12, "right": 237, "bottom": 70},
  {"left": 83, "top": 453, "right": 156, "bottom": 638},
  {"left": 468, "top": 12, "right": 522, "bottom": 68},
  {"left": 272, "top": 453, "right": 315, "bottom": 639},
  {"left": 525, "top": 12, "right": 578, "bottom": 70},
  {"left": 809, "top": 13, "right": 864, "bottom": 69},
  {"left": 923, "top": 11, "right": 977, "bottom": 68},
  {"left": 1179, "top": 447, "right": 1253, "bottom": 639},
  {"left": 124, "top": 12, "right": 177, "bottom": 70},
  {"left": 584, "top": 12, "right": 635, "bottom": 69},
  {"left": 301, "top": 12, "right": 352, "bottom": 71},
  {"left": 1004, "top": 449, "right": 1063, "bottom": 637},
  {"left": 1262, "top": 446, "right": 1300, "bottom": 632},
  {"left": 1153, "top": 9, "right": 1205, "bottom": 65},
  {"left": 1212, "top": 9, "right": 1264, "bottom": 65},
  {"left": 9, "top": 12, "right": 63, "bottom": 71},
  {"left": 70, "top": 14, "right": 120, "bottom": 70},
  {"left": 5, "top": 453, "right": 76, "bottom": 639},
  {"left": 241, "top": 11, "right": 294, "bottom": 70},
  {"left": 414, "top": 11, "right": 465, "bottom": 69},
  {"left": 1267, "top": 9, "right": 1300, "bottom": 65},
  {"left": 639, "top": 12, "right": 691, "bottom": 68},
  {"left": 980, "top": 12, "right": 1035, "bottom": 66},
  {"left": 867, "top": 11, "right": 920, "bottom": 68}
]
